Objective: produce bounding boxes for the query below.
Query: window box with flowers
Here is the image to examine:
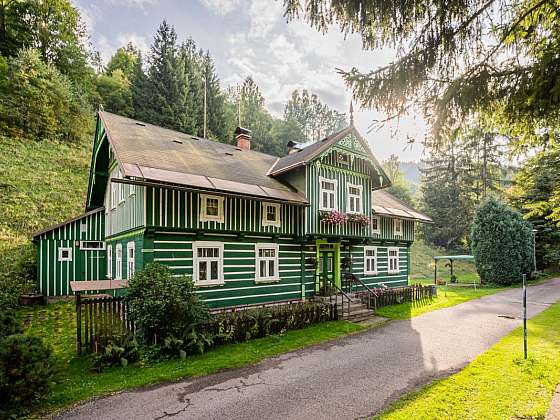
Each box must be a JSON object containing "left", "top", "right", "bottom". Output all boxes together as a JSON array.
[
  {"left": 319, "top": 210, "right": 348, "bottom": 225},
  {"left": 347, "top": 213, "right": 371, "bottom": 227}
]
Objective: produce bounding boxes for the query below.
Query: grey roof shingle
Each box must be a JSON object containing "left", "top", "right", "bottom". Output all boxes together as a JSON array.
[
  {"left": 372, "top": 189, "right": 433, "bottom": 223},
  {"left": 99, "top": 112, "right": 307, "bottom": 204}
]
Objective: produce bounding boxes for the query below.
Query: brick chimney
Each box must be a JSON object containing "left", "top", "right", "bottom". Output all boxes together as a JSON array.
[{"left": 235, "top": 127, "right": 252, "bottom": 150}]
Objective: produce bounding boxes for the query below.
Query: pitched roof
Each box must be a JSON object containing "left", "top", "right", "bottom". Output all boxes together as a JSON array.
[
  {"left": 372, "top": 189, "right": 432, "bottom": 223},
  {"left": 31, "top": 207, "right": 105, "bottom": 239},
  {"left": 99, "top": 112, "right": 307, "bottom": 204},
  {"left": 267, "top": 125, "right": 391, "bottom": 187}
]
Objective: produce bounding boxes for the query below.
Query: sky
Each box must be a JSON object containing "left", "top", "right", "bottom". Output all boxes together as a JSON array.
[{"left": 75, "top": 0, "right": 427, "bottom": 162}]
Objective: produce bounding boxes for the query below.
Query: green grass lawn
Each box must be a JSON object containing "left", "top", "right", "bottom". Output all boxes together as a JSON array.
[
  {"left": 18, "top": 302, "right": 364, "bottom": 415},
  {"left": 376, "top": 301, "right": 560, "bottom": 419}
]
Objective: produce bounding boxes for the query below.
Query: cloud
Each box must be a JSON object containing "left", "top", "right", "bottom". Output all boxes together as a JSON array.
[
  {"left": 97, "top": 32, "right": 151, "bottom": 64},
  {"left": 104, "top": 0, "right": 161, "bottom": 9},
  {"left": 198, "top": 0, "right": 242, "bottom": 16}
]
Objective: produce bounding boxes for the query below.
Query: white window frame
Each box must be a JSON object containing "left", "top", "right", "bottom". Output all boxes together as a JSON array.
[
  {"left": 107, "top": 244, "right": 113, "bottom": 279},
  {"left": 255, "top": 243, "right": 280, "bottom": 283},
  {"left": 58, "top": 247, "right": 72, "bottom": 262},
  {"left": 319, "top": 176, "right": 338, "bottom": 211},
  {"left": 115, "top": 244, "right": 122, "bottom": 280},
  {"left": 118, "top": 170, "right": 125, "bottom": 204},
  {"left": 129, "top": 182, "right": 135, "bottom": 197},
  {"left": 346, "top": 183, "right": 363, "bottom": 214},
  {"left": 199, "top": 194, "right": 225, "bottom": 223},
  {"left": 111, "top": 181, "right": 117, "bottom": 210},
  {"left": 80, "top": 241, "right": 106, "bottom": 251},
  {"left": 193, "top": 241, "right": 224, "bottom": 286},
  {"left": 388, "top": 247, "right": 400, "bottom": 274},
  {"left": 262, "top": 202, "right": 281, "bottom": 227},
  {"left": 372, "top": 216, "right": 381, "bottom": 234},
  {"left": 127, "top": 242, "right": 135, "bottom": 279},
  {"left": 363, "top": 246, "right": 378, "bottom": 275},
  {"left": 394, "top": 219, "right": 403, "bottom": 236}
]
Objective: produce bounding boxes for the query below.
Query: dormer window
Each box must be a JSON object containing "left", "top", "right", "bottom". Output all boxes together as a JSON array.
[
  {"left": 262, "top": 202, "right": 281, "bottom": 227},
  {"left": 319, "top": 177, "right": 337, "bottom": 211},
  {"left": 200, "top": 194, "right": 224, "bottom": 223},
  {"left": 346, "top": 183, "right": 362, "bottom": 214}
]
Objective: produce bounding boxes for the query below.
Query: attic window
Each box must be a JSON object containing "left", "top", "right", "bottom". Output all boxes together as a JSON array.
[
  {"left": 191, "top": 136, "right": 198, "bottom": 141},
  {"left": 235, "top": 147, "right": 242, "bottom": 151},
  {"left": 225, "top": 152, "right": 233, "bottom": 156},
  {"left": 173, "top": 140, "right": 183, "bottom": 144},
  {"left": 337, "top": 152, "right": 349, "bottom": 165},
  {"left": 135, "top": 122, "right": 145, "bottom": 127}
]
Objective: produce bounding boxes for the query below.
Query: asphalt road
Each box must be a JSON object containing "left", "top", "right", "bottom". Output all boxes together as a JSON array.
[{"left": 57, "top": 278, "right": 560, "bottom": 420}]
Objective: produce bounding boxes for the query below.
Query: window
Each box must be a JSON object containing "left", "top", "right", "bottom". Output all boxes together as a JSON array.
[
  {"left": 193, "top": 242, "right": 224, "bottom": 285},
  {"left": 129, "top": 183, "right": 135, "bottom": 196},
  {"left": 107, "top": 245, "right": 113, "bottom": 279},
  {"left": 127, "top": 242, "right": 135, "bottom": 279},
  {"left": 118, "top": 171, "right": 125, "bottom": 204},
  {"left": 115, "top": 244, "right": 122, "bottom": 280},
  {"left": 372, "top": 216, "right": 381, "bottom": 234},
  {"left": 388, "top": 247, "right": 399, "bottom": 274},
  {"left": 394, "top": 219, "right": 403, "bottom": 236},
  {"left": 111, "top": 181, "right": 117, "bottom": 209},
  {"left": 347, "top": 183, "right": 362, "bottom": 214},
  {"left": 80, "top": 241, "right": 106, "bottom": 250},
  {"left": 364, "top": 246, "right": 377, "bottom": 275},
  {"left": 319, "top": 177, "right": 337, "bottom": 210},
  {"left": 199, "top": 194, "right": 225, "bottom": 223},
  {"left": 255, "top": 243, "right": 279, "bottom": 282},
  {"left": 337, "top": 152, "right": 349, "bottom": 165},
  {"left": 262, "top": 202, "right": 281, "bottom": 227},
  {"left": 58, "top": 247, "right": 72, "bottom": 262}
]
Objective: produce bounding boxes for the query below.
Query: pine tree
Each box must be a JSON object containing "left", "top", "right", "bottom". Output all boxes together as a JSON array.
[{"left": 140, "top": 21, "right": 190, "bottom": 132}]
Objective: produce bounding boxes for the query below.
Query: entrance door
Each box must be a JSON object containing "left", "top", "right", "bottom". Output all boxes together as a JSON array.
[{"left": 317, "top": 249, "right": 335, "bottom": 296}]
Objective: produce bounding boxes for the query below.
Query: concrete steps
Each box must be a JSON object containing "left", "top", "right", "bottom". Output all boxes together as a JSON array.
[{"left": 314, "top": 294, "right": 378, "bottom": 323}]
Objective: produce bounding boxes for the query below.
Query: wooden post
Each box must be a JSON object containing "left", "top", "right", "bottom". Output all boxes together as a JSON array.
[
  {"left": 434, "top": 259, "right": 438, "bottom": 284},
  {"left": 76, "top": 292, "right": 82, "bottom": 355}
]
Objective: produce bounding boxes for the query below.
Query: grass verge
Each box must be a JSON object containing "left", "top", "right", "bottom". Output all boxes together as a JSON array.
[
  {"left": 376, "top": 274, "right": 558, "bottom": 320},
  {"left": 18, "top": 302, "right": 363, "bottom": 415},
  {"left": 376, "top": 301, "right": 560, "bottom": 419}
]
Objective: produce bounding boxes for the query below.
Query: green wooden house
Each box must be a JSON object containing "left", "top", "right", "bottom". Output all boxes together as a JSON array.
[{"left": 32, "top": 111, "right": 431, "bottom": 308}]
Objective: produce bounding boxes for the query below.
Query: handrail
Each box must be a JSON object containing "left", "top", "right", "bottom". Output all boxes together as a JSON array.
[
  {"left": 322, "top": 274, "right": 352, "bottom": 317},
  {"left": 345, "top": 273, "right": 378, "bottom": 310}
]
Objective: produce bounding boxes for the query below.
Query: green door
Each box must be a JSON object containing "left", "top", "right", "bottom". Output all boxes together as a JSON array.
[{"left": 317, "top": 249, "right": 335, "bottom": 295}]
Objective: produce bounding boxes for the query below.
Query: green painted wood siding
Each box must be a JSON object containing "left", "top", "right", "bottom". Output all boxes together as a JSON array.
[
  {"left": 346, "top": 243, "right": 410, "bottom": 288},
  {"left": 148, "top": 231, "right": 315, "bottom": 308},
  {"left": 145, "top": 187, "right": 304, "bottom": 236},
  {"left": 305, "top": 154, "right": 373, "bottom": 237},
  {"left": 106, "top": 230, "right": 144, "bottom": 282},
  {"left": 105, "top": 164, "right": 145, "bottom": 237},
  {"left": 36, "top": 210, "right": 105, "bottom": 296},
  {"left": 372, "top": 217, "right": 415, "bottom": 242}
]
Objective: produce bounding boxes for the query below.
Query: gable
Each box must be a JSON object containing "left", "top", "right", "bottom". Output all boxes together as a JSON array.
[{"left": 86, "top": 115, "right": 111, "bottom": 211}]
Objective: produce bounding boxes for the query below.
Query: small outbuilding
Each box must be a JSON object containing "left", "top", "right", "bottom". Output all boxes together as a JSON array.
[{"left": 31, "top": 208, "right": 106, "bottom": 296}]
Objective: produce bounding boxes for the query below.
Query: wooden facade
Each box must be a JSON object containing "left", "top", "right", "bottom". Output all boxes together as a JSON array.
[{"left": 32, "top": 112, "right": 431, "bottom": 305}]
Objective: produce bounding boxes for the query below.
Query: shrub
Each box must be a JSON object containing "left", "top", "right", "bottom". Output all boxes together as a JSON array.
[
  {"left": 0, "top": 334, "right": 56, "bottom": 408},
  {"left": 127, "top": 263, "right": 209, "bottom": 342},
  {"left": 92, "top": 336, "right": 139, "bottom": 371},
  {"left": 0, "top": 311, "right": 22, "bottom": 341},
  {"left": 471, "top": 197, "right": 534, "bottom": 285}
]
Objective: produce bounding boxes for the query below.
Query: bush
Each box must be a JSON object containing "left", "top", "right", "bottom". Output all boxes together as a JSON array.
[
  {"left": 92, "top": 336, "right": 139, "bottom": 371},
  {"left": 0, "top": 48, "right": 91, "bottom": 141},
  {"left": 0, "top": 334, "right": 56, "bottom": 409},
  {"left": 127, "top": 263, "right": 209, "bottom": 342},
  {"left": 471, "top": 197, "right": 534, "bottom": 285}
]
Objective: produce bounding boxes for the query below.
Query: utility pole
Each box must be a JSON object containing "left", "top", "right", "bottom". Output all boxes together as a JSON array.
[{"left": 203, "top": 74, "right": 207, "bottom": 139}]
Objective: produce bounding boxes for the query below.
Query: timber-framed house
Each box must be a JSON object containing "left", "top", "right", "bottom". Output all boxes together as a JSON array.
[{"left": 32, "top": 111, "right": 432, "bottom": 308}]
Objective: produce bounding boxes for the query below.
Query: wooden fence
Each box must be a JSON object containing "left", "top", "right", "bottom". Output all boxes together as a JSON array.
[
  {"left": 76, "top": 293, "right": 134, "bottom": 354},
  {"left": 357, "top": 284, "right": 437, "bottom": 312}
]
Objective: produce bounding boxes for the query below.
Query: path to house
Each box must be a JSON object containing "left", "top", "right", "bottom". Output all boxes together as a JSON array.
[{"left": 57, "top": 278, "right": 560, "bottom": 420}]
